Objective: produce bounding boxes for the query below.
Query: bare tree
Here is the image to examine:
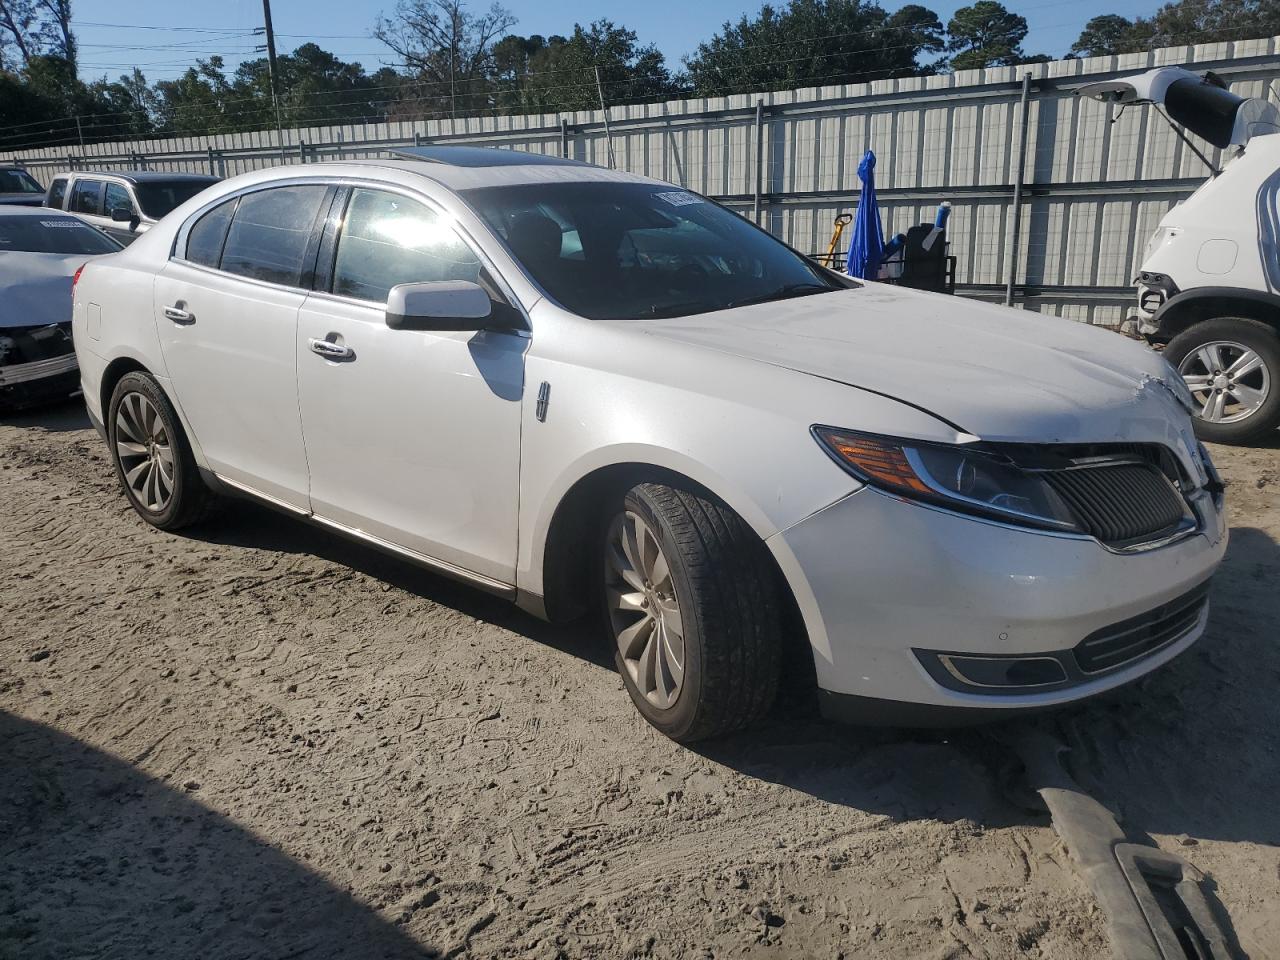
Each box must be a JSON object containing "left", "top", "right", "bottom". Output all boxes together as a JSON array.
[
  {"left": 0, "top": 0, "right": 37, "bottom": 67},
  {"left": 34, "top": 0, "right": 74, "bottom": 65},
  {"left": 374, "top": 0, "right": 516, "bottom": 116},
  {"left": 0, "top": 0, "right": 73, "bottom": 68}
]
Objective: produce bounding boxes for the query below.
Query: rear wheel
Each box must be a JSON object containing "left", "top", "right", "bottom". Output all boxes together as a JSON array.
[
  {"left": 1165, "top": 318, "right": 1280, "bottom": 444},
  {"left": 108, "top": 371, "right": 215, "bottom": 529},
  {"left": 602, "top": 481, "right": 783, "bottom": 742}
]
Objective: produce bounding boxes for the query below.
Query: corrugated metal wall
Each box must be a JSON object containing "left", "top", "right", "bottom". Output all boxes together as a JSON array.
[{"left": 8, "top": 36, "right": 1280, "bottom": 325}]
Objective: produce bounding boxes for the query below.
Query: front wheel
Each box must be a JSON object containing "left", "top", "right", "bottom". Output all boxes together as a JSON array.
[
  {"left": 602, "top": 482, "right": 784, "bottom": 742},
  {"left": 1165, "top": 317, "right": 1280, "bottom": 444}
]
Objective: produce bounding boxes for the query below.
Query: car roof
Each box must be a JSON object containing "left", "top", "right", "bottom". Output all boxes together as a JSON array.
[
  {"left": 64, "top": 170, "right": 220, "bottom": 184},
  {"left": 391, "top": 145, "right": 591, "bottom": 168},
  {"left": 0, "top": 206, "right": 82, "bottom": 218},
  {"left": 321, "top": 146, "right": 661, "bottom": 192}
]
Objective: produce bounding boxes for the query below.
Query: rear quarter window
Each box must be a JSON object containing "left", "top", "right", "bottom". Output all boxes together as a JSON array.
[{"left": 183, "top": 199, "right": 237, "bottom": 268}]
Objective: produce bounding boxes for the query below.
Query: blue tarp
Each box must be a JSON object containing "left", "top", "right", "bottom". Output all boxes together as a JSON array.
[{"left": 846, "top": 149, "right": 884, "bottom": 279}]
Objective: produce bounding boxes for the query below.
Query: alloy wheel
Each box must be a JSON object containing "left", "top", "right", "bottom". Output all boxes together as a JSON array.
[
  {"left": 115, "top": 391, "right": 175, "bottom": 512},
  {"left": 605, "top": 510, "right": 686, "bottom": 710},
  {"left": 1177, "top": 340, "right": 1272, "bottom": 424}
]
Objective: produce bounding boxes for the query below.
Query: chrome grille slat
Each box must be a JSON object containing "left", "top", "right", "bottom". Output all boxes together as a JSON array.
[
  {"left": 1074, "top": 583, "right": 1210, "bottom": 674},
  {"left": 1080, "top": 609, "right": 1203, "bottom": 670}
]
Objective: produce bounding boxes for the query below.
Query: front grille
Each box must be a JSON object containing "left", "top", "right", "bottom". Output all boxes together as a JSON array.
[
  {"left": 1043, "top": 461, "right": 1188, "bottom": 547},
  {"left": 1073, "top": 582, "right": 1210, "bottom": 674}
]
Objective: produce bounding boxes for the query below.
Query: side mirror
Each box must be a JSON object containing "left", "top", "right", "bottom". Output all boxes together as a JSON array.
[
  {"left": 386, "top": 280, "right": 508, "bottom": 331},
  {"left": 110, "top": 207, "right": 137, "bottom": 225}
]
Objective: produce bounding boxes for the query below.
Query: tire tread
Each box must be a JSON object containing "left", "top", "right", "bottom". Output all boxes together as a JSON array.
[{"left": 632, "top": 482, "right": 782, "bottom": 741}]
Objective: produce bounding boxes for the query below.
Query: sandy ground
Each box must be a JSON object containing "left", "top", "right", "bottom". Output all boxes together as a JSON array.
[{"left": 1, "top": 399, "right": 1278, "bottom": 960}]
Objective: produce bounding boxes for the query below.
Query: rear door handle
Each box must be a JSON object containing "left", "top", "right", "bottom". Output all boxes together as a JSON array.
[
  {"left": 163, "top": 304, "right": 194, "bottom": 324},
  {"left": 309, "top": 337, "right": 355, "bottom": 362}
]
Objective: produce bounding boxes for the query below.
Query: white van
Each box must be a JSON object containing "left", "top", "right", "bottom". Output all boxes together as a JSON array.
[{"left": 1083, "top": 68, "right": 1280, "bottom": 443}]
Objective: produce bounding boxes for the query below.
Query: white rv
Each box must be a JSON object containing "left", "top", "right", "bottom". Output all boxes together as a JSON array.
[{"left": 1082, "top": 67, "right": 1280, "bottom": 443}]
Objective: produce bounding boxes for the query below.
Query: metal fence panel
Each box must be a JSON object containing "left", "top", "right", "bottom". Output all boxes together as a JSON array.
[{"left": 6, "top": 37, "right": 1280, "bottom": 326}]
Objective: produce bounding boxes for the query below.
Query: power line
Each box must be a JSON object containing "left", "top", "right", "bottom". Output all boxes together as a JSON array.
[{"left": 3, "top": 17, "right": 1272, "bottom": 147}]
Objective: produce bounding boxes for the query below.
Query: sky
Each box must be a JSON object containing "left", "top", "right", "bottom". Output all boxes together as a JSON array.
[{"left": 71, "top": 0, "right": 1170, "bottom": 83}]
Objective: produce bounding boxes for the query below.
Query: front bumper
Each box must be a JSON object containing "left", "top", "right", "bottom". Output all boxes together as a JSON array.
[
  {"left": 0, "top": 324, "right": 79, "bottom": 408},
  {"left": 771, "top": 483, "right": 1227, "bottom": 721},
  {"left": 1130, "top": 273, "right": 1180, "bottom": 339}
]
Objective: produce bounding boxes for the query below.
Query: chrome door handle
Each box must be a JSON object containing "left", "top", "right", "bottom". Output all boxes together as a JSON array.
[
  {"left": 309, "top": 337, "right": 355, "bottom": 362},
  {"left": 163, "top": 304, "right": 194, "bottom": 324}
]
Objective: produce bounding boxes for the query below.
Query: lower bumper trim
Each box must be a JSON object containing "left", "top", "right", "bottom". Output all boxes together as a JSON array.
[{"left": 816, "top": 689, "right": 1063, "bottom": 727}]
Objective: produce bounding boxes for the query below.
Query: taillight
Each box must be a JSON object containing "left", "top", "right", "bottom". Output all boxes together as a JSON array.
[{"left": 72, "top": 263, "right": 86, "bottom": 295}]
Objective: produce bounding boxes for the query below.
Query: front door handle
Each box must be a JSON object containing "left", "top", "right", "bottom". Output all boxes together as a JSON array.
[
  {"left": 163, "top": 304, "right": 194, "bottom": 324},
  {"left": 309, "top": 337, "right": 355, "bottom": 362}
]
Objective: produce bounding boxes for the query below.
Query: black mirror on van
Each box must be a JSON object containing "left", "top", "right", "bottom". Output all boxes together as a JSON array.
[{"left": 111, "top": 207, "right": 139, "bottom": 226}]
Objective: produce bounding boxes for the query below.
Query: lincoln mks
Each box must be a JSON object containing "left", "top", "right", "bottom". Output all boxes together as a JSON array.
[{"left": 72, "top": 147, "right": 1227, "bottom": 741}]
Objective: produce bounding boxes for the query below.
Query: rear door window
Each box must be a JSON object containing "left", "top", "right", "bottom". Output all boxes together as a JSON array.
[
  {"left": 219, "top": 185, "right": 328, "bottom": 287},
  {"left": 330, "top": 188, "right": 481, "bottom": 302},
  {"left": 104, "top": 182, "right": 136, "bottom": 219},
  {"left": 70, "top": 179, "right": 103, "bottom": 216},
  {"left": 47, "top": 178, "right": 68, "bottom": 209}
]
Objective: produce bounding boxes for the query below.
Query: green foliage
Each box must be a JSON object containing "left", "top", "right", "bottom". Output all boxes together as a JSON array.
[
  {"left": 684, "top": 0, "right": 944, "bottom": 95},
  {"left": 1069, "top": 0, "right": 1280, "bottom": 55},
  {"left": 495, "top": 20, "right": 679, "bottom": 113},
  {"left": 1070, "top": 14, "right": 1140, "bottom": 57},
  {"left": 4, "top": 0, "right": 1280, "bottom": 151},
  {"left": 946, "top": 1, "right": 1043, "bottom": 70}
]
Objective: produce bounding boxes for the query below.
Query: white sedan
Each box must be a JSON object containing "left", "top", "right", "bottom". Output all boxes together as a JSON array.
[
  {"left": 1, "top": 207, "right": 122, "bottom": 408},
  {"left": 71, "top": 148, "right": 1227, "bottom": 741}
]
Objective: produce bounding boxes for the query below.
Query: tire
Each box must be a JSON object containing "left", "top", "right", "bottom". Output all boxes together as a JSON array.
[
  {"left": 601, "top": 481, "right": 783, "bottom": 742},
  {"left": 1164, "top": 317, "right": 1280, "bottom": 445},
  {"left": 107, "top": 371, "right": 215, "bottom": 530}
]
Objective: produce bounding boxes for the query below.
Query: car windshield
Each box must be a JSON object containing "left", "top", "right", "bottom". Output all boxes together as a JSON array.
[
  {"left": 0, "top": 169, "right": 43, "bottom": 194},
  {"left": 0, "top": 215, "right": 122, "bottom": 254},
  {"left": 463, "top": 181, "right": 843, "bottom": 320},
  {"left": 134, "top": 180, "right": 217, "bottom": 219}
]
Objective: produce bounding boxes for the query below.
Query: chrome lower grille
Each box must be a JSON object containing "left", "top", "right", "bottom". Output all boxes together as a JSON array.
[
  {"left": 1043, "top": 461, "right": 1189, "bottom": 547},
  {"left": 1073, "top": 582, "right": 1210, "bottom": 674}
]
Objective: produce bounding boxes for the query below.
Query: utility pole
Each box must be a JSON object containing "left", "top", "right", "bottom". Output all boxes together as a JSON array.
[
  {"left": 258, "top": 0, "right": 287, "bottom": 163},
  {"left": 594, "top": 66, "right": 616, "bottom": 170}
]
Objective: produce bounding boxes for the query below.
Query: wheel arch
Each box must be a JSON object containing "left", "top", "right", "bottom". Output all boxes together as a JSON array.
[
  {"left": 99, "top": 355, "right": 152, "bottom": 419},
  {"left": 98, "top": 354, "right": 212, "bottom": 474},
  {"left": 1151, "top": 286, "right": 1280, "bottom": 343},
  {"left": 536, "top": 457, "right": 805, "bottom": 630}
]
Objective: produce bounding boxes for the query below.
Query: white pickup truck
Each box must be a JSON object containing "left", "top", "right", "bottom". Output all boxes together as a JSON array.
[{"left": 1082, "top": 67, "right": 1280, "bottom": 443}]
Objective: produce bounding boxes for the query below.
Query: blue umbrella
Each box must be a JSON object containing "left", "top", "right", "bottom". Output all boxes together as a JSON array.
[{"left": 846, "top": 149, "right": 884, "bottom": 279}]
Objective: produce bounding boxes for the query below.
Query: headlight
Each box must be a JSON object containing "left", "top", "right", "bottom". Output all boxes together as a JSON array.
[{"left": 813, "top": 427, "right": 1082, "bottom": 532}]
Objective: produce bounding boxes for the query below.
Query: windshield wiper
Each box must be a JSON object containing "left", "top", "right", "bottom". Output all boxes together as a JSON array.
[
  {"left": 635, "top": 300, "right": 716, "bottom": 319},
  {"left": 727, "top": 283, "right": 834, "bottom": 309}
]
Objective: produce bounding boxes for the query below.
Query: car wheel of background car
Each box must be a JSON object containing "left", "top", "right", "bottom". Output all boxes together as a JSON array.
[
  {"left": 108, "top": 371, "right": 215, "bottom": 530},
  {"left": 1166, "top": 317, "right": 1280, "bottom": 445},
  {"left": 602, "top": 481, "right": 783, "bottom": 742}
]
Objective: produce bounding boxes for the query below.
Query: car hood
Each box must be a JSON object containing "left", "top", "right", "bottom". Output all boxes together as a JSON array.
[
  {"left": 0, "top": 252, "right": 84, "bottom": 328},
  {"left": 625, "top": 284, "right": 1194, "bottom": 446},
  {"left": 0, "top": 195, "right": 45, "bottom": 206}
]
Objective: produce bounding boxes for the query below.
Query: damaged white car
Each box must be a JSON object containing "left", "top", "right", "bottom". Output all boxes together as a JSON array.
[
  {"left": 72, "top": 148, "right": 1227, "bottom": 741},
  {"left": 1, "top": 207, "right": 122, "bottom": 409}
]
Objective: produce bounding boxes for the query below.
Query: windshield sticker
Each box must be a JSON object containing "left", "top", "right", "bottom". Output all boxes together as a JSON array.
[
  {"left": 39, "top": 220, "right": 84, "bottom": 228},
  {"left": 655, "top": 191, "right": 702, "bottom": 207}
]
